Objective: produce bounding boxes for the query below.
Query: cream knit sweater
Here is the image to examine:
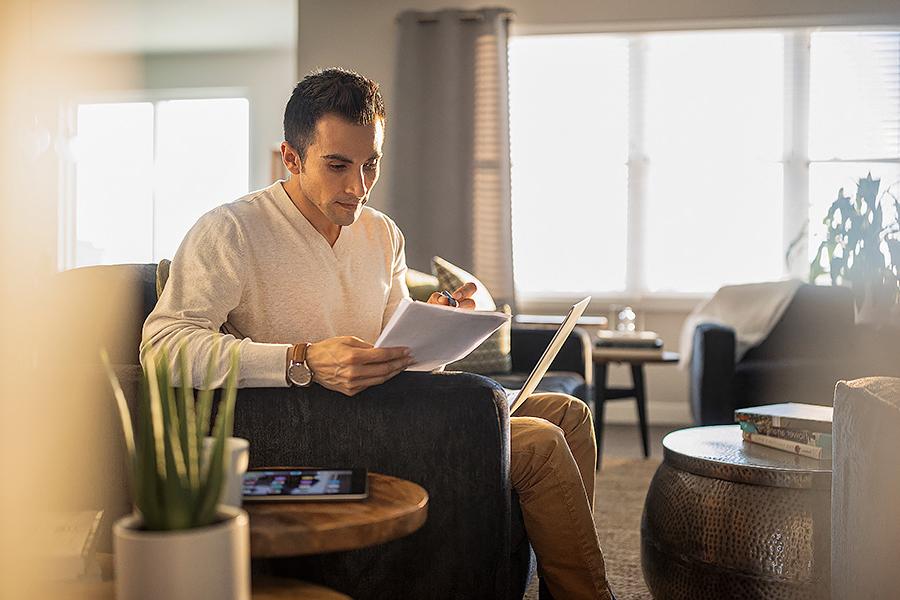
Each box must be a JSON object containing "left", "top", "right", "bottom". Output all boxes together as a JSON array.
[{"left": 141, "top": 181, "right": 409, "bottom": 387}]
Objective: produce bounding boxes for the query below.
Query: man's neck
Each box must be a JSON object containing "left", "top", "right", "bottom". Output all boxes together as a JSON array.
[{"left": 280, "top": 178, "right": 341, "bottom": 246}]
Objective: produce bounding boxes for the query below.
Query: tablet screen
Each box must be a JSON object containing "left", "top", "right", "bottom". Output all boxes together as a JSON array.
[{"left": 243, "top": 469, "right": 356, "bottom": 497}]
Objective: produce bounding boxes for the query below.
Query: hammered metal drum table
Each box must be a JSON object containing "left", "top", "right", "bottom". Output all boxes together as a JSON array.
[{"left": 641, "top": 425, "right": 832, "bottom": 600}]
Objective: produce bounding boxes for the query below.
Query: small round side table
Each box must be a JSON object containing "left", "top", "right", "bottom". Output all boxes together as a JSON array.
[
  {"left": 246, "top": 472, "right": 429, "bottom": 558},
  {"left": 641, "top": 425, "right": 832, "bottom": 600}
]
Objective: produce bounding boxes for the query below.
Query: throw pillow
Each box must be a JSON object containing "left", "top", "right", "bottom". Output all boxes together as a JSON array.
[
  {"left": 430, "top": 256, "right": 496, "bottom": 310},
  {"left": 156, "top": 259, "right": 172, "bottom": 298},
  {"left": 447, "top": 304, "right": 513, "bottom": 374},
  {"left": 432, "top": 256, "right": 511, "bottom": 374},
  {"left": 406, "top": 268, "right": 440, "bottom": 302}
]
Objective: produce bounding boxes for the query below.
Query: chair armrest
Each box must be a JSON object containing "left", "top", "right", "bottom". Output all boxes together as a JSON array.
[
  {"left": 232, "top": 371, "right": 514, "bottom": 600},
  {"left": 510, "top": 326, "right": 593, "bottom": 386},
  {"left": 690, "top": 322, "right": 736, "bottom": 425}
]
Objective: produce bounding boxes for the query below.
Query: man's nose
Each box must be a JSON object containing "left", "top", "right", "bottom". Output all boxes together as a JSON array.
[{"left": 346, "top": 167, "right": 368, "bottom": 198}]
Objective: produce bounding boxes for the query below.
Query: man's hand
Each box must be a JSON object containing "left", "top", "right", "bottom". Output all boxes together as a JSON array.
[
  {"left": 306, "top": 336, "right": 414, "bottom": 396},
  {"left": 428, "top": 282, "right": 477, "bottom": 310}
]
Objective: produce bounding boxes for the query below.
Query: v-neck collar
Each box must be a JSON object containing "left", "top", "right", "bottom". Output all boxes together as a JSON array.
[{"left": 273, "top": 181, "right": 348, "bottom": 256}]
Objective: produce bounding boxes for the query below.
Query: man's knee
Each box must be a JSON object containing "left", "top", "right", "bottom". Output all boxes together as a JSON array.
[
  {"left": 567, "top": 396, "right": 593, "bottom": 425},
  {"left": 513, "top": 417, "right": 568, "bottom": 458},
  {"left": 550, "top": 394, "right": 594, "bottom": 433}
]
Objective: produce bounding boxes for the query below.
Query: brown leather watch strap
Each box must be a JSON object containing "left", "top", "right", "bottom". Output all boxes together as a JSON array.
[
  {"left": 291, "top": 342, "right": 312, "bottom": 367},
  {"left": 291, "top": 342, "right": 309, "bottom": 365}
]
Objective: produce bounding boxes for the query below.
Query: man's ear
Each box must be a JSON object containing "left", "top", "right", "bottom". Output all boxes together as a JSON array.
[{"left": 281, "top": 141, "right": 303, "bottom": 175}]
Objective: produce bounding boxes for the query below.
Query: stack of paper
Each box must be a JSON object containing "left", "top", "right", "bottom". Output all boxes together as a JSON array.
[{"left": 376, "top": 298, "right": 509, "bottom": 372}]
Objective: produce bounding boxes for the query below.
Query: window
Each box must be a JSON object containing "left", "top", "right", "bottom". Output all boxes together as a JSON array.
[
  {"left": 509, "top": 36, "right": 629, "bottom": 295},
  {"left": 508, "top": 29, "right": 900, "bottom": 300},
  {"left": 808, "top": 32, "right": 900, "bottom": 261},
  {"left": 65, "top": 97, "right": 249, "bottom": 267}
]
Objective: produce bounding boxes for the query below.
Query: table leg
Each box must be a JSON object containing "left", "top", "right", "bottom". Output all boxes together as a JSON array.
[
  {"left": 594, "top": 362, "right": 608, "bottom": 469},
  {"left": 631, "top": 364, "right": 649, "bottom": 458}
]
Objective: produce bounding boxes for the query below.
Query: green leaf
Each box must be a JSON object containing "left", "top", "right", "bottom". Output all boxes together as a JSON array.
[
  {"left": 136, "top": 374, "right": 162, "bottom": 529},
  {"left": 195, "top": 348, "right": 240, "bottom": 526},
  {"left": 196, "top": 339, "right": 221, "bottom": 441},
  {"left": 100, "top": 350, "right": 135, "bottom": 466},
  {"left": 144, "top": 352, "right": 168, "bottom": 497},
  {"left": 115, "top": 341, "right": 241, "bottom": 530},
  {"left": 857, "top": 172, "right": 881, "bottom": 211},
  {"left": 178, "top": 350, "right": 200, "bottom": 496}
]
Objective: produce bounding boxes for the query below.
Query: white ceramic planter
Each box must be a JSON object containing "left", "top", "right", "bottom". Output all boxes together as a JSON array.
[
  {"left": 113, "top": 505, "right": 250, "bottom": 600},
  {"left": 202, "top": 436, "right": 250, "bottom": 508}
]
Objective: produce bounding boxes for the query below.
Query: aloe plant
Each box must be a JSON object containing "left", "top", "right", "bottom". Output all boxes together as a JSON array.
[
  {"left": 810, "top": 173, "right": 900, "bottom": 309},
  {"left": 102, "top": 346, "right": 239, "bottom": 531}
]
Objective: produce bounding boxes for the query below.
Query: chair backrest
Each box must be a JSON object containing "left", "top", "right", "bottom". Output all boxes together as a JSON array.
[
  {"left": 57, "top": 263, "right": 158, "bottom": 365},
  {"left": 742, "top": 283, "right": 855, "bottom": 362}
]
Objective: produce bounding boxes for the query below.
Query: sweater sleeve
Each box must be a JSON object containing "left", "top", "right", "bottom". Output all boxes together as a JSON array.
[
  {"left": 141, "top": 208, "right": 291, "bottom": 388},
  {"left": 382, "top": 216, "right": 411, "bottom": 330}
]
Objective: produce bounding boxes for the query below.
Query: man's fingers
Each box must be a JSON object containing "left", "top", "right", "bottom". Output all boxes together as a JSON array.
[
  {"left": 452, "top": 281, "right": 477, "bottom": 300},
  {"left": 340, "top": 336, "right": 372, "bottom": 348},
  {"left": 357, "top": 346, "right": 411, "bottom": 364},
  {"left": 457, "top": 298, "right": 476, "bottom": 310},
  {"left": 349, "top": 356, "right": 414, "bottom": 378},
  {"left": 428, "top": 291, "right": 451, "bottom": 305}
]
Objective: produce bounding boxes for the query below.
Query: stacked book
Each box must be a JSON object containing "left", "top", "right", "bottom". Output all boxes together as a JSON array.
[
  {"left": 595, "top": 330, "right": 663, "bottom": 356},
  {"left": 735, "top": 403, "right": 833, "bottom": 460}
]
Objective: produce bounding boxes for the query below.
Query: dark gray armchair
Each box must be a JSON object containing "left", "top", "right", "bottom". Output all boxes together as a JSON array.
[{"left": 59, "top": 263, "right": 591, "bottom": 600}]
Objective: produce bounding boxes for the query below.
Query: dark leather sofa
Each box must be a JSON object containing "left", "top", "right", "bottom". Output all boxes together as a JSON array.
[
  {"left": 61, "top": 263, "right": 592, "bottom": 600},
  {"left": 689, "top": 283, "right": 899, "bottom": 425}
]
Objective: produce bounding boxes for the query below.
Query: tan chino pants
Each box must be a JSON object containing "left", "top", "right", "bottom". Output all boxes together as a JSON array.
[{"left": 511, "top": 393, "right": 612, "bottom": 600}]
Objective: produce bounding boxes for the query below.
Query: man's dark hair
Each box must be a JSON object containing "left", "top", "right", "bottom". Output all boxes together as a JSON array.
[{"left": 283, "top": 68, "right": 385, "bottom": 162}]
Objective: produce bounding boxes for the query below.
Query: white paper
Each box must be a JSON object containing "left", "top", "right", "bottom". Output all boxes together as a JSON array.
[{"left": 375, "top": 298, "right": 509, "bottom": 371}]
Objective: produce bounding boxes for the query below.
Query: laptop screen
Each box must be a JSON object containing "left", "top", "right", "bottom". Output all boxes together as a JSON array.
[{"left": 509, "top": 296, "right": 591, "bottom": 414}]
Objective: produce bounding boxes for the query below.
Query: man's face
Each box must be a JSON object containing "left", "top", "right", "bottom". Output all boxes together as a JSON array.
[{"left": 293, "top": 113, "right": 384, "bottom": 227}]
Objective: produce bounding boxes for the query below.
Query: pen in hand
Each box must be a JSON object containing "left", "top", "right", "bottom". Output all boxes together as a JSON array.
[{"left": 439, "top": 290, "right": 458, "bottom": 307}]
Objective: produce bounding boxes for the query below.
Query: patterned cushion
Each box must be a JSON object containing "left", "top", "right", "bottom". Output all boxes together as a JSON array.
[
  {"left": 431, "top": 256, "right": 496, "bottom": 311},
  {"left": 432, "top": 256, "right": 511, "bottom": 375},
  {"left": 406, "top": 268, "right": 440, "bottom": 302}
]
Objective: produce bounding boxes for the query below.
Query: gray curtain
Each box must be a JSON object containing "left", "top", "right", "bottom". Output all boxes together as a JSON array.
[{"left": 389, "top": 7, "right": 515, "bottom": 308}]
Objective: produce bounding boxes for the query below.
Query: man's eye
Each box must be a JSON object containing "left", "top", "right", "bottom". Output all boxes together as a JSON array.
[{"left": 329, "top": 164, "right": 347, "bottom": 171}]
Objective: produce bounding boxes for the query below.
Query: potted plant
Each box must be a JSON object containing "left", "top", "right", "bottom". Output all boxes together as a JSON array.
[
  {"left": 810, "top": 172, "right": 900, "bottom": 325},
  {"left": 102, "top": 347, "right": 250, "bottom": 600}
]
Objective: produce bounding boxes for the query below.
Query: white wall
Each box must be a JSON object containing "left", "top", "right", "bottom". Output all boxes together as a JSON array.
[
  {"left": 143, "top": 49, "right": 296, "bottom": 191},
  {"left": 296, "top": 0, "right": 900, "bottom": 426}
]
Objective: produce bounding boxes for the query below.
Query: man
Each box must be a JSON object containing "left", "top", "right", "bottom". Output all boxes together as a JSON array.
[{"left": 143, "top": 68, "right": 614, "bottom": 600}]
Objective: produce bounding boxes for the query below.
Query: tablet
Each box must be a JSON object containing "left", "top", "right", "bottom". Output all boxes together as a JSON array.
[{"left": 242, "top": 467, "right": 368, "bottom": 502}]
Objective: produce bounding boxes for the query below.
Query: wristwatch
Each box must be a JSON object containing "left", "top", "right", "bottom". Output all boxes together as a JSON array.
[{"left": 287, "top": 343, "right": 314, "bottom": 387}]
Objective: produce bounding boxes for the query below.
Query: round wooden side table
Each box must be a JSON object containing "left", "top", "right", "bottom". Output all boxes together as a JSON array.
[
  {"left": 55, "top": 473, "right": 428, "bottom": 599},
  {"left": 246, "top": 472, "right": 429, "bottom": 558},
  {"left": 53, "top": 577, "right": 350, "bottom": 600}
]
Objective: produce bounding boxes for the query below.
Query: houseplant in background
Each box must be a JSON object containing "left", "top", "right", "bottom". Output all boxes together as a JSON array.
[
  {"left": 810, "top": 172, "right": 900, "bottom": 325},
  {"left": 102, "top": 347, "right": 250, "bottom": 600}
]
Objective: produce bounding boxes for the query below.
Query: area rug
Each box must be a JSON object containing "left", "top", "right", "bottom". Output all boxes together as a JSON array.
[{"left": 523, "top": 457, "right": 662, "bottom": 599}]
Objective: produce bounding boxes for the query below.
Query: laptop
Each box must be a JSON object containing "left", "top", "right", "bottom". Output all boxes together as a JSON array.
[{"left": 506, "top": 296, "right": 591, "bottom": 415}]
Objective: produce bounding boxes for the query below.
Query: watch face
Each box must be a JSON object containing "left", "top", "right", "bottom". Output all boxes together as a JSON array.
[{"left": 288, "top": 363, "right": 313, "bottom": 386}]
